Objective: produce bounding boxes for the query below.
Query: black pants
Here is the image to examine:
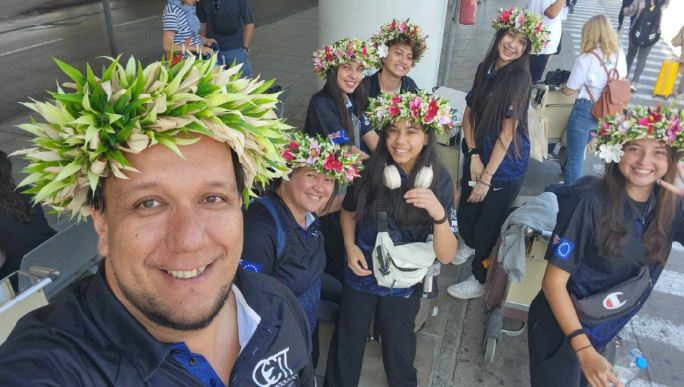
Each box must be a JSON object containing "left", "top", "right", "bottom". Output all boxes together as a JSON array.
[
  {"left": 457, "top": 161, "right": 523, "bottom": 283},
  {"left": 324, "top": 284, "right": 420, "bottom": 387},
  {"left": 320, "top": 212, "right": 345, "bottom": 281},
  {"left": 618, "top": 0, "right": 635, "bottom": 29},
  {"left": 529, "top": 54, "right": 551, "bottom": 83},
  {"left": 528, "top": 292, "right": 588, "bottom": 387}
]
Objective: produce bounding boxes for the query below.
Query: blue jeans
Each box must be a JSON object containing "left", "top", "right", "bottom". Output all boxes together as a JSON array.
[
  {"left": 564, "top": 98, "right": 598, "bottom": 185},
  {"left": 220, "top": 47, "right": 252, "bottom": 78}
]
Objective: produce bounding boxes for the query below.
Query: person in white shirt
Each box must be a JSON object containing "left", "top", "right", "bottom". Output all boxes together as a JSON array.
[
  {"left": 527, "top": 0, "right": 565, "bottom": 82},
  {"left": 560, "top": 15, "right": 627, "bottom": 185}
]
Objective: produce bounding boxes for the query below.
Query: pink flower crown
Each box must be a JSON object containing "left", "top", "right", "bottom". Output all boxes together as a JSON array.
[
  {"left": 369, "top": 19, "right": 428, "bottom": 65},
  {"left": 281, "top": 132, "right": 364, "bottom": 184},
  {"left": 491, "top": 7, "right": 550, "bottom": 54},
  {"left": 312, "top": 38, "right": 377, "bottom": 78},
  {"left": 593, "top": 105, "right": 684, "bottom": 163},
  {"left": 367, "top": 91, "right": 453, "bottom": 135}
]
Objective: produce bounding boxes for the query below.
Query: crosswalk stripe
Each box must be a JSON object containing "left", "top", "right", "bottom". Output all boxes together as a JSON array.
[
  {"left": 629, "top": 379, "right": 672, "bottom": 387},
  {"left": 654, "top": 269, "right": 684, "bottom": 298},
  {"left": 625, "top": 315, "right": 684, "bottom": 351}
]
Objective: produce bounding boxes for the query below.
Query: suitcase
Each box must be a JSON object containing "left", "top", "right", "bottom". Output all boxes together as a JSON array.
[{"left": 653, "top": 59, "right": 680, "bottom": 98}]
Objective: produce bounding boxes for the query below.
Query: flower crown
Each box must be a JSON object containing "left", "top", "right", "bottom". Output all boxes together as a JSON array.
[
  {"left": 491, "top": 7, "right": 550, "bottom": 54},
  {"left": 367, "top": 91, "right": 453, "bottom": 135},
  {"left": 11, "top": 54, "right": 291, "bottom": 219},
  {"left": 312, "top": 38, "right": 377, "bottom": 78},
  {"left": 369, "top": 19, "right": 428, "bottom": 65},
  {"left": 281, "top": 132, "right": 363, "bottom": 184},
  {"left": 593, "top": 105, "right": 684, "bottom": 163}
]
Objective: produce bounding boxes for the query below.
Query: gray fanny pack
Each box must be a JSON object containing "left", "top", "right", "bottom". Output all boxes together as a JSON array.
[{"left": 571, "top": 266, "right": 652, "bottom": 325}]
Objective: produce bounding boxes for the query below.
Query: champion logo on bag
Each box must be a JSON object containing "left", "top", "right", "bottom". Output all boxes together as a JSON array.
[{"left": 602, "top": 292, "right": 628, "bottom": 310}]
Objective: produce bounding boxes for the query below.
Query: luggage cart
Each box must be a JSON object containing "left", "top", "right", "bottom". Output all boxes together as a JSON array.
[
  {"left": 0, "top": 267, "right": 59, "bottom": 344},
  {"left": 480, "top": 226, "right": 620, "bottom": 364},
  {"left": 529, "top": 84, "right": 575, "bottom": 170},
  {"left": 481, "top": 226, "right": 550, "bottom": 363}
]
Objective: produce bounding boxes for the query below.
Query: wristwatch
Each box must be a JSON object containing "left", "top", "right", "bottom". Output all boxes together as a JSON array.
[
  {"left": 243, "top": 46, "right": 250, "bottom": 53},
  {"left": 467, "top": 147, "right": 481, "bottom": 157}
]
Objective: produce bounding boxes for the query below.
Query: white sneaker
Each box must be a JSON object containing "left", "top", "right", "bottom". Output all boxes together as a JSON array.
[
  {"left": 447, "top": 275, "right": 485, "bottom": 299},
  {"left": 451, "top": 241, "right": 474, "bottom": 266}
]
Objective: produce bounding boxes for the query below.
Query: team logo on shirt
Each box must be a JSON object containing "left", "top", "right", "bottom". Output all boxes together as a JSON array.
[
  {"left": 553, "top": 236, "right": 575, "bottom": 261},
  {"left": 602, "top": 292, "right": 627, "bottom": 310},
  {"left": 252, "top": 348, "right": 296, "bottom": 387}
]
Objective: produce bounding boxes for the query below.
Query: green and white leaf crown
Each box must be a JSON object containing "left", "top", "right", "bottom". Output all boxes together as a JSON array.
[
  {"left": 369, "top": 18, "right": 428, "bottom": 65},
  {"left": 312, "top": 37, "right": 377, "bottom": 78},
  {"left": 281, "top": 132, "right": 364, "bottom": 184},
  {"left": 491, "top": 7, "right": 550, "bottom": 54},
  {"left": 367, "top": 91, "right": 454, "bottom": 135},
  {"left": 12, "top": 54, "right": 291, "bottom": 219},
  {"left": 592, "top": 104, "right": 684, "bottom": 163}
]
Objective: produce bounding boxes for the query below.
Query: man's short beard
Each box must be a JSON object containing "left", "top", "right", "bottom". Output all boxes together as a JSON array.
[{"left": 120, "top": 280, "right": 233, "bottom": 331}]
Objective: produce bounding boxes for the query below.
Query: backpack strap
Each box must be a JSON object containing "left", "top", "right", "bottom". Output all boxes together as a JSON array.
[
  {"left": 376, "top": 193, "right": 389, "bottom": 233},
  {"left": 584, "top": 51, "right": 620, "bottom": 102},
  {"left": 257, "top": 196, "right": 287, "bottom": 260}
]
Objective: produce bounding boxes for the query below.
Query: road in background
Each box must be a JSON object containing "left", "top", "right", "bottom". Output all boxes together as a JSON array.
[{"left": 0, "top": 0, "right": 316, "bottom": 126}]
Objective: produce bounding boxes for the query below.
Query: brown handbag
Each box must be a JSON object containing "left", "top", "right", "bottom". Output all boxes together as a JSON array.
[{"left": 585, "top": 51, "right": 632, "bottom": 120}]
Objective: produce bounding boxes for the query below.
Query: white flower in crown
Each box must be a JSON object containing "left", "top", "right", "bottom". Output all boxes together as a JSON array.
[
  {"left": 618, "top": 119, "right": 632, "bottom": 133},
  {"left": 597, "top": 143, "right": 624, "bottom": 163},
  {"left": 377, "top": 44, "right": 389, "bottom": 59}
]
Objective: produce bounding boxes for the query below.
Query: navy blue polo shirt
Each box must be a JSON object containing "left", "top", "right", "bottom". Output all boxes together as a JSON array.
[
  {"left": 362, "top": 71, "right": 419, "bottom": 99},
  {"left": 241, "top": 193, "right": 325, "bottom": 331},
  {"left": 304, "top": 90, "right": 372, "bottom": 154},
  {"left": 546, "top": 178, "right": 684, "bottom": 347},
  {"left": 0, "top": 264, "right": 315, "bottom": 386},
  {"left": 465, "top": 63, "right": 530, "bottom": 181},
  {"left": 342, "top": 165, "right": 458, "bottom": 297},
  {"left": 197, "top": 0, "right": 254, "bottom": 51}
]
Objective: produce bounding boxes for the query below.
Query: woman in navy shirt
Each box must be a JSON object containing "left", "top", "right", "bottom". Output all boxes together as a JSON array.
[
  {"left": 324, "top": 92, "right": 457, "bottom": 387},
  {"left": 448, "top": 8, "right": 547, "bottom": 300},
  {"left": 528, "top": 105, "right": 684, "bottom": 386},
  {"left": 241, "top": 133, "right": 362, "bottom": 365},
  {"left": 305, "top": 38, "right": 377, "bottom": 282}
]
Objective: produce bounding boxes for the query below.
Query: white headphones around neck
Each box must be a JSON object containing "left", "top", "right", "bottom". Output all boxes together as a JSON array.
[{"left": 383, "top": 164, "right": 434, "bottom": 190}]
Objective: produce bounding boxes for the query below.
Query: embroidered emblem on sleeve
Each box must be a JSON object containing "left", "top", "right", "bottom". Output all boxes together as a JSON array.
[
  {"left": 239, "top": 259, "right": 263, "bottom": 273},
  {"left": 553, "top": 237, "right": 575, "bottom": 261}
]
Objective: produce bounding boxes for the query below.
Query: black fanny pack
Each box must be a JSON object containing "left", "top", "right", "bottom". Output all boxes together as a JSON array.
[{"left": 571, "top": 266, "right": 652, "bottom": 325}]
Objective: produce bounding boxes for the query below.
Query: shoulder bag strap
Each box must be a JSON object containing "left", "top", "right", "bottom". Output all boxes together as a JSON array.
[{"left": 257, "top": 196, "right": 287, "bottom": 260}]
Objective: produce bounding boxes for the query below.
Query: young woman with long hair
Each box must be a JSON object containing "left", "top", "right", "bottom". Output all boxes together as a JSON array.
[
  {"left": 528, "top": 105, "right": 684, "bottom": 387},
  {"left": 241, "top": 133, "right": 362, "bottom": 367},
  {"left": 305, "top": 37, "right": 377, "bottom": 282},
  {"left": 361, "top": 19, "right": 426, "bottom": 152},
  {"left": 448, "top": 7, "right": 547, "bottom": 300},
  {"left": 561, "top": 15, "right": 627, "bottom": 185},
  {"left": 324, "top": 92, "right": 457, "bottom": 387},
  {"left": 0, "top": 151, "right": 55, "bottom": 288}
]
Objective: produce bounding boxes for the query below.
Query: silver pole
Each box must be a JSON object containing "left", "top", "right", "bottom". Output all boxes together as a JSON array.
[
  {"left": 439, "top": 0, "right": 461, "bottom": 87},
  {"left": 102, "top": 0, "right": 118, "bottom": 57}
]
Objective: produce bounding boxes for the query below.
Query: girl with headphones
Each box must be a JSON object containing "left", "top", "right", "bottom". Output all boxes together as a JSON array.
[{"left": 324, "top": 91, "right": 458, "bottom": 387}]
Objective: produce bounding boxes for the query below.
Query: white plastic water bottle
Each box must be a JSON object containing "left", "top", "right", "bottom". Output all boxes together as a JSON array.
[{"left": 613, "top": 348, "right": 648, "bottom": 386}]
